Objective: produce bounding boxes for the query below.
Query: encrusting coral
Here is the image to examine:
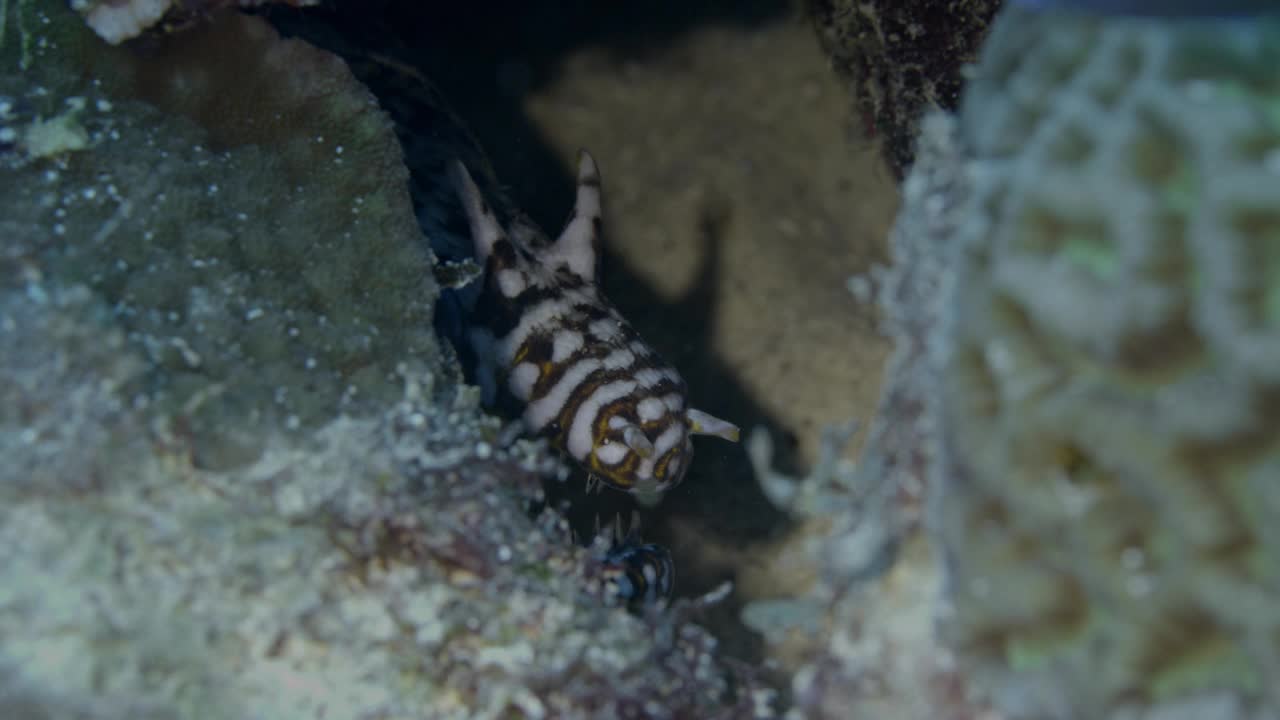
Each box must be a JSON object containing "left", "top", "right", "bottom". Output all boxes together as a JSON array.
[
  {"left": 0, "top": 280, "right": 758, "bottom": 718},
  {"left": 743, "top": 114, "right": 997, "bottom": 720},
  {"left": 4, "top": 3, "right": 437, "bottom": 471}
]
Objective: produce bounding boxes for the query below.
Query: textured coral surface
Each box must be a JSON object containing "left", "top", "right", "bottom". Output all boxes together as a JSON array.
[
  {"left": 808, "top": 0, "right": 1000, "bottom": 178},
  {"left": 0, "top": 281, "right": 746, "bottom": 719},
  {"left": 742, "top": 114, "right": 997, "bottom": 720},
  {"left": 0, "top": 3, "right": 769, "bottom": 718},
  {"left": 934, "top": 8, "right": 1280, "bottom": 717},
  {"left": 2, "top": 4, "right": 437, "bottom": 471}
]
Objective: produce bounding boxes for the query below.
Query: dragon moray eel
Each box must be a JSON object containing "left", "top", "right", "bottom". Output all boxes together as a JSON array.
[{"left": 449, "top": 152, "right": 740, "bottom": 498}]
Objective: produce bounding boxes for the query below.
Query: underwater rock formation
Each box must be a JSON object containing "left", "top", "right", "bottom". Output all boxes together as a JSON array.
[
  {"left": 0, "top": 3, "right": 770, "bottom": 718},
  {"left": 933, "top": 7, "right": 1280, "bottom": 718}
]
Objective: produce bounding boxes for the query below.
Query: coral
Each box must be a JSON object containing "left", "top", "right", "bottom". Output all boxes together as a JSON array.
[
  {"left": 0, "top": 2, "right": 771, "bottom": 718},
  {"left": 807, "top": 0, "right": 1000, "bottom": 179},
  {"left": 747, "top": 8, "right": 1280, "bottom": 717},
  {"left": 741, "top": 116, "right": 996, "bottom": 720},
  {"left": 929, "top": 7, "right": 1280, "bottom": 717},
  {"left": 0, "top": 280, "right": 764, "bottom": 719},
  {"left": 3, "top": 3, "right": 437, "bottom": 471}
]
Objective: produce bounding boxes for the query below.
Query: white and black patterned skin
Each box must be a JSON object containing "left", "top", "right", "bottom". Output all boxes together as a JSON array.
[
  {"left": 449, "top": 150, "right": 740, "bottom": 498},
  {"left": 601, "top": 538, "right": 674, "bottom": 611}
]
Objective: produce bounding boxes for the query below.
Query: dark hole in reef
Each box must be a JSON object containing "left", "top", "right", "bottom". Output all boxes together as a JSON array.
[{"left": 264, "top": 0, "right": 801, "bottom": 679}]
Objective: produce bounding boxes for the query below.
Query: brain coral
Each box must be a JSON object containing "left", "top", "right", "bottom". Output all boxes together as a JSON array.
[{"left": 931, "top": 7, "right": 1280, "bottom": 717}]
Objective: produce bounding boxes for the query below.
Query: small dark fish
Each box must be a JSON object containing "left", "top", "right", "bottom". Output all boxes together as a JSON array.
[{"left": 601, "top": 535, "right": 675, "bottom": 612}]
